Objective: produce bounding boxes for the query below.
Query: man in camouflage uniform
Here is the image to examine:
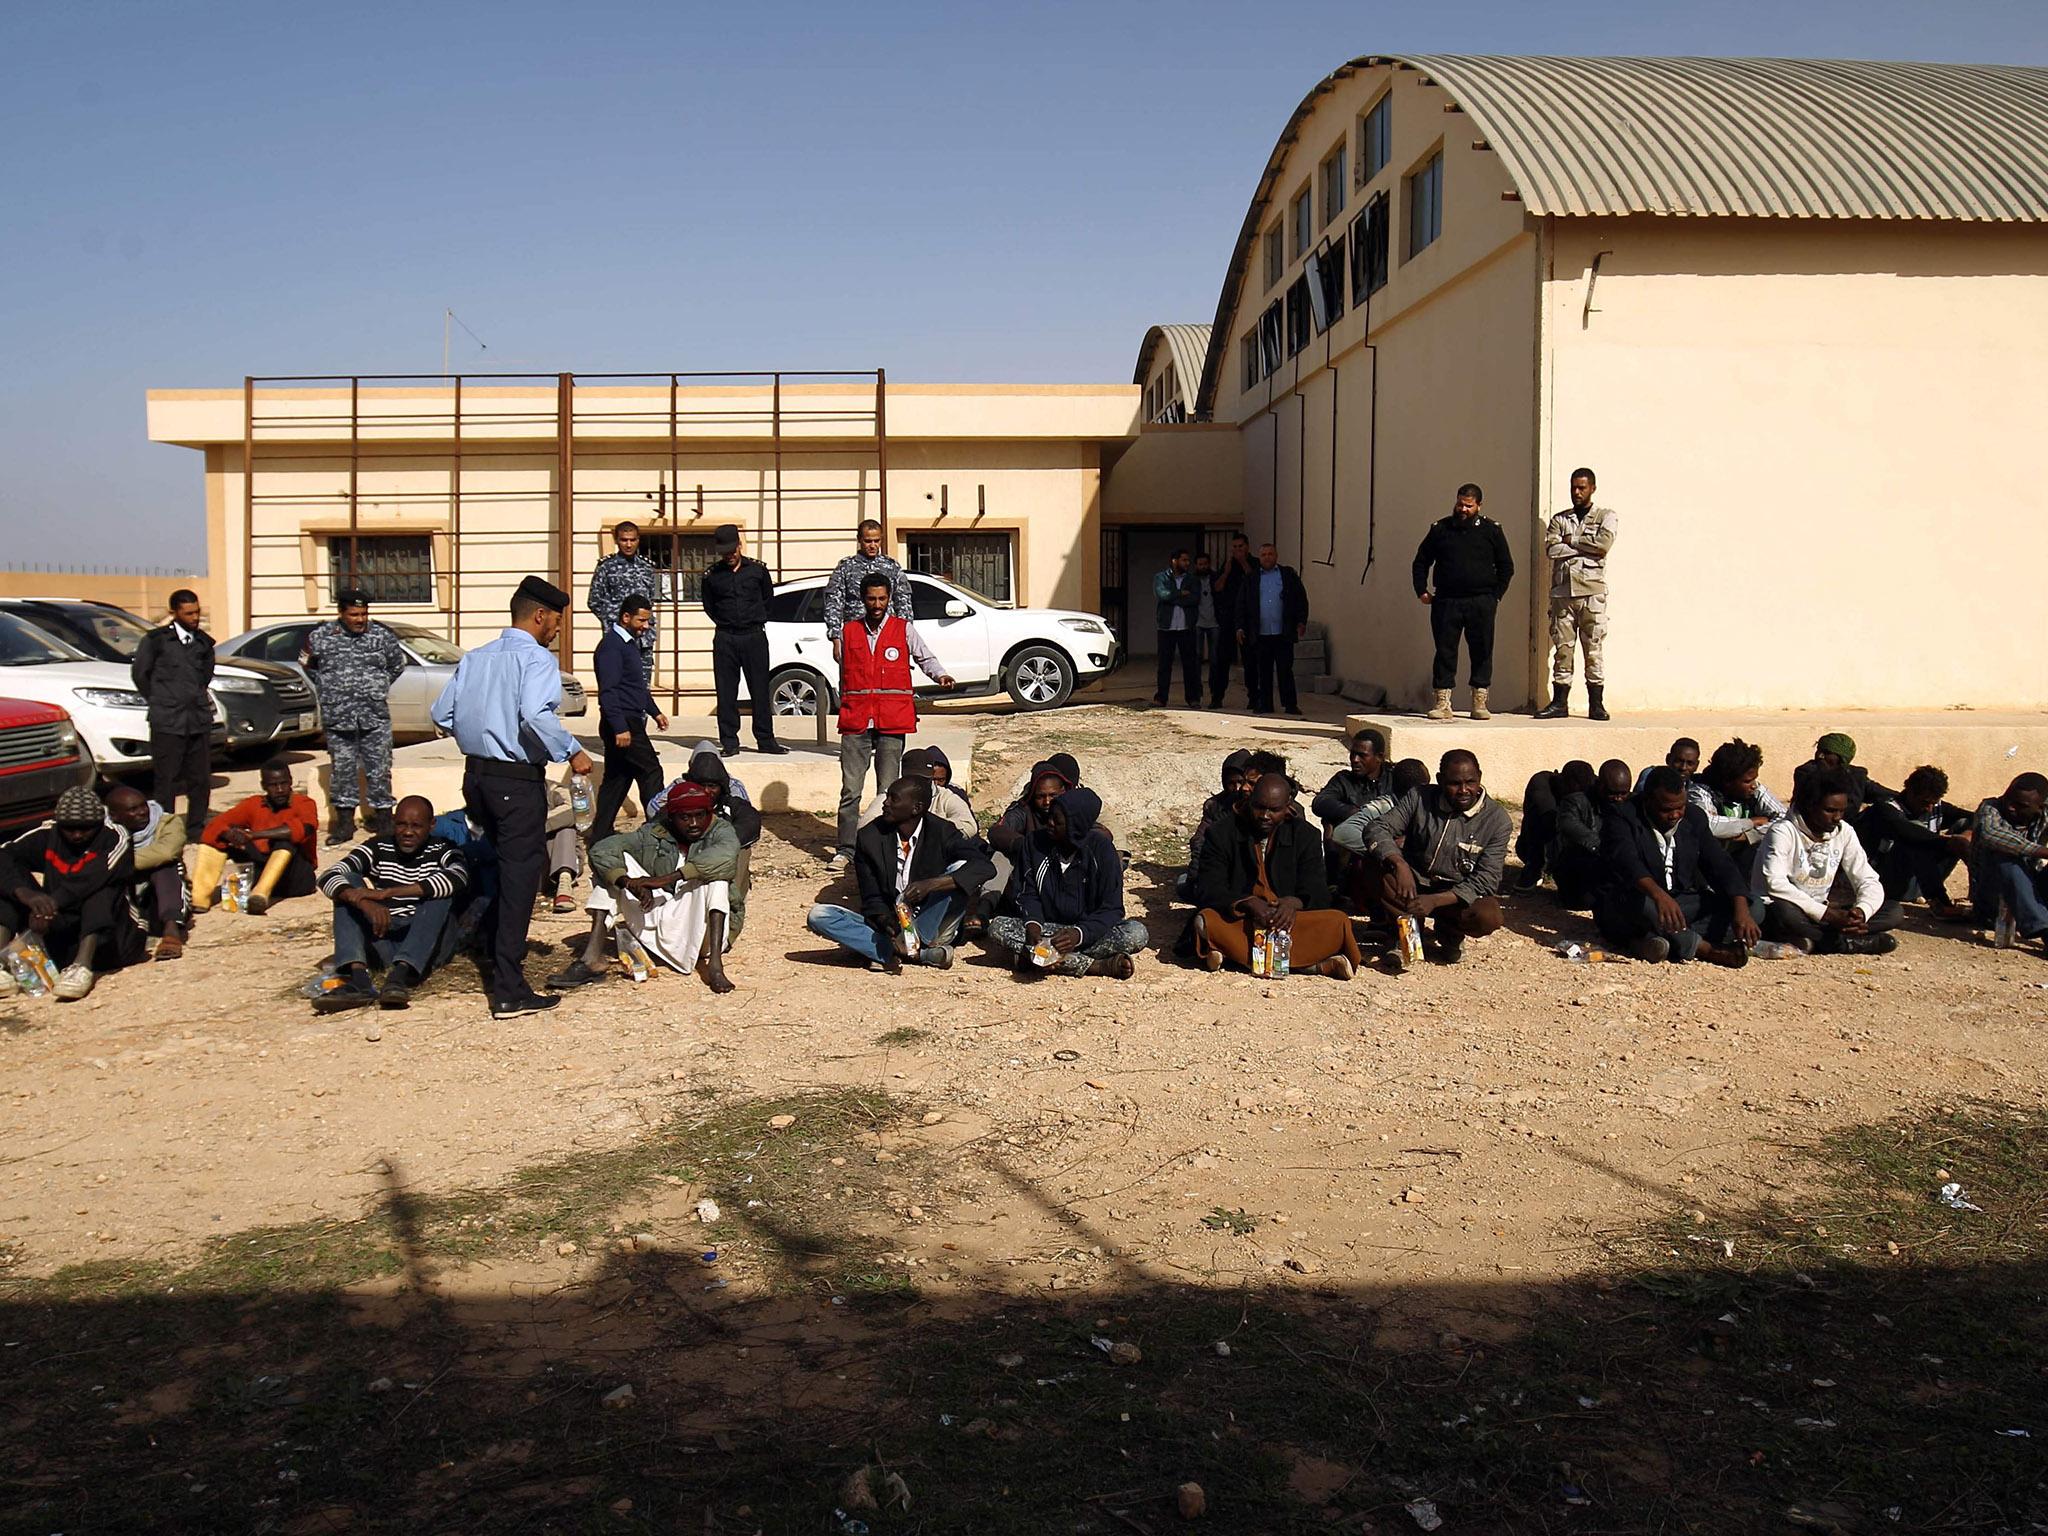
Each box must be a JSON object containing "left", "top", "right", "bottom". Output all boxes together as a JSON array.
[
  {"left": 587, "top": 522, "right": 661, "bottom": 670},
  {"left": 1534, "top": 467, "right": 1618, "bottom": 722},
  {"left": 303, "top": 589, "right": 409, "bottom": 844},
  {"left": 821, "top": 517, "right": 912, "bottom": 662}
]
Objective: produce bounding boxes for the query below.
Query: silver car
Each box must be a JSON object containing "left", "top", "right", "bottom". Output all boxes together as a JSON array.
[{"left": 219, "top": 620, "right": 587, "bottom": 739}]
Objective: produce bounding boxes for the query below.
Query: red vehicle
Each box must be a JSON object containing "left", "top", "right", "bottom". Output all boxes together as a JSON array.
[{"left": 0, "top": 698, "right": 96, "bottom": 834}]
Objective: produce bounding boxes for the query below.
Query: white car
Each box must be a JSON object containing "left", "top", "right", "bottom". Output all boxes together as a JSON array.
[
  {"left": 757, "top": 573, "right": 1117, "bottom": 715},
  {"left": 0, "top": 609, "right": 224, "bottom": 771}
]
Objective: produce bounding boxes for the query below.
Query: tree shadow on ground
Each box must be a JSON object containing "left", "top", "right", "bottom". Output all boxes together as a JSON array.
[{"left": 5, "top": 1101, "right": 2043, "bottom": 1535}]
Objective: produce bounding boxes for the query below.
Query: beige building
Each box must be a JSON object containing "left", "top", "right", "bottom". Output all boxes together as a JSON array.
[{"left": 149, "top": 55, "right": 2048, "bottom": 713}]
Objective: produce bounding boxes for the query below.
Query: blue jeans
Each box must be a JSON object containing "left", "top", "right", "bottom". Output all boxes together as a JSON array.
[
  {"left": 807, "top": 885, "right": 967, "bottom": 965},
  {"left": 332, "top": 891, "right": 457, "bottom": 977},
  {"left": 1975, "top": 857, "right": 2048, "bottom": 937}
]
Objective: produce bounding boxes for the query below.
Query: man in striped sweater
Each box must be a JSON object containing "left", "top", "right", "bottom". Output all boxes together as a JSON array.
[{"left": 313, "top": 796, "right": 469, "bottom": 1012}]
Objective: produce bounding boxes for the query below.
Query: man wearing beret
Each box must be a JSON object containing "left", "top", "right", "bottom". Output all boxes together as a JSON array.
[
  {"left": 700, "top": 523, "right": 786, "bottom": 758},
  {"left": 432, "top": 576, "right": 594, "bottom": 1019}
]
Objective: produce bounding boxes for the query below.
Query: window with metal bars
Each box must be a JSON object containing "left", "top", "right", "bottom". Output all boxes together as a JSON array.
[
  {"left": 906, "top": 532, "right": 1013, "bottom": 605},
  {"left": 637, "top": 532, "right": 718, "bottom": 604},
  {"left": 328, "top": 534, "right": 432, "bottom": 604}
]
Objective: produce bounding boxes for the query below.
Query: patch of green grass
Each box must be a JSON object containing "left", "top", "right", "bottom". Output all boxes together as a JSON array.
[
  {"left": 1201, "top": 1206, "right": 1258, "bottom": 1235},
  {"left": 873, "top": 1025, "right": 931, "bottom": 1047}
]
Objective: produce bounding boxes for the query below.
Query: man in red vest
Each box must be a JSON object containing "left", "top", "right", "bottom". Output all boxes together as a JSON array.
[{"left": 832, "top": 573, "right": 953, "bottom": 872}]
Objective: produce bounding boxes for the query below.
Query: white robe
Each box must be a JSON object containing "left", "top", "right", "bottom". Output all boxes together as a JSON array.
[{"left": 587, "top": 854, "right": 731, "bottom": 973}]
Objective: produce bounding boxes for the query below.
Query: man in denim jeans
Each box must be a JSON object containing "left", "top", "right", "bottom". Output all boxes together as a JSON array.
[
  {"left": 807, "top": 777, "right": 992, "bottom": 972},
  {"left": 1970, "top": 772, "right": 2048, "bottom": 949}
]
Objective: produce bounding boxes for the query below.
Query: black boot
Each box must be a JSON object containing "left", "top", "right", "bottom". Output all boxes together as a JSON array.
[
  {"left": 370, "top": 806, "right": 396, "bottom": 838},
  {"left": 325, "top": 807, "right": 356, "bottom": 846},
  {"left": 1587, "top": 684, "right": 1609, "bottom": 722},
  {"left": 1533, "top": 683, "right": 1570, "bottom": 720}
]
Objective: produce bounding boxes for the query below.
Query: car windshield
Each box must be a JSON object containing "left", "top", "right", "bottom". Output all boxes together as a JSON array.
[
  {"left": 74, "top": 606, "right": 154, "bottom": 659},
  {"left": 0, "top": 611, "right": 86, "bottom": 667},
  {"left": 386, "top": 624, "right": 464, "bottom": 664}
]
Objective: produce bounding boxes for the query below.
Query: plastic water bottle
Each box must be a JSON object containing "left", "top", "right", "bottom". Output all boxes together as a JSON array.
[
  {"left": 616, "top": 925, "right": 653, "bottom": 983},
  {"left": 570, "top": 772, "right": 595, "bottom": 834},
  {"left": 1994, "top": 899, "right": 2016, "bottom": 950},
  {"left": 1749, "top": 940, "right": 1801, "bottom": 960},
  {"left": 10, "top": 942, "right": 54, "bottom": 995}
]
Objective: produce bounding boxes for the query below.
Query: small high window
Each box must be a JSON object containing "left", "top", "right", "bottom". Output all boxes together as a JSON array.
[
  {"left": 1290, "top": 186, "right": 1313, "bottom": 259},
  {"left": 1405, "top": 150, "right": 1443, "bottom": 259},
  {"left": 1319, "top": 142, "right": 1348, "bottom": 226},
  {"left": 907, "top": 535, "right": 1013, "bottom": 606},
  {"left": 1263, "top": 225, "right": 1284, "bottom": 291},
  {"left": 1241, "top": 329, "right": 1261, "bottom": 390},
  {"left": 1360, "top": 93, "right": 1392, "bottom": 184},
  {"left": 1309, "top": 236, "right": 1346, "bottom": 332},
  {"left": 636, "top": 532, "right": 717, "bottom": 604},
  {"left": 329, "top": 534, "right": 432, "bottom": 605},
  {"left": 1258, "top": 301, "right": 1284, "bottom": 377}
]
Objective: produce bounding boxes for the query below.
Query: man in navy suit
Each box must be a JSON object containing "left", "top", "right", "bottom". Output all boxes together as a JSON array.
[{"left": 592, "top": 595, "right": 669, "bottom": 843}]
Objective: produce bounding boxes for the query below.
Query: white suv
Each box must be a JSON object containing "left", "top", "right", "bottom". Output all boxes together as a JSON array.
[{"left": 758, "top": 574, "right": 1117, "bottom": 715}]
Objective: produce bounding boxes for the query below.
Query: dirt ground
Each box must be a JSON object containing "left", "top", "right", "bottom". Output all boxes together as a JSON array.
[{"left": 5, "top": 697, "right": 2043, "bottom": 1300}]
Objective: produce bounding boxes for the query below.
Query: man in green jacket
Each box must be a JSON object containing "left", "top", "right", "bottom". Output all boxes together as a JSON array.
[{"left": 549, "top": 781, "right": 740, "bottom": 994}]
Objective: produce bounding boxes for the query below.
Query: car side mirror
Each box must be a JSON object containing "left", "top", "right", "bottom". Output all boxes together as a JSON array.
[{"left": 943, "top": 599, "right": 970, "bottom": 619}]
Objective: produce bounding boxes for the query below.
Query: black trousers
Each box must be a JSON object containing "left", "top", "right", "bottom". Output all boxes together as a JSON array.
[
  {"left": 713, "top": 627, "right": 776, "bottom": 749},
  {"left": 1248, "top": 633, "right": 1299, "bottom": 713},
  {"left": 1154, "top": 628, "right": 1199, "bottom": 703},
  {"left": 1515, "top": 771, "right": 1560, "bottom": 881},
  {"left": 149, "top": 729, "right": 212, "bottom": 832},
  {"left": 593, "top": 724, "right": 664, "bottom": 844},
  {"left": 1208, "top": 625, "right": 1241, "bottom": 706},
  {"left": 1429, "top": 594, "right": 1498, "bottom": 690},
  {"left": 1763, "top": 897, "right": 1904, "bottom": 951},
  {"left": 0, "top": 889, "right": 145, "bottom": 972},
  {"left": 463, "top": 760, "right": 546, "bottom": 1003}
]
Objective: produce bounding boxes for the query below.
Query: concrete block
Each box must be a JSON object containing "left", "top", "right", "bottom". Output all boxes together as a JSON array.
[{"left": 1310, "top": 675, "right": 1343, "bottom": 695}]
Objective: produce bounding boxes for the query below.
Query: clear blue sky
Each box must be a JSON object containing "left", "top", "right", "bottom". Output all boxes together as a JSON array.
[{"left": 2, "top": 0, "right": 2040, "bottom": 571}]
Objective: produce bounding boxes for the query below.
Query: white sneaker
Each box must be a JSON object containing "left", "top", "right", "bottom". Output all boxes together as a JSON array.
[
  {"left": 54, "top": 964, "right": 95, "bottom": 1001},
  {"left": 826, "top": 851, "right": 851, "bottom": 873}
]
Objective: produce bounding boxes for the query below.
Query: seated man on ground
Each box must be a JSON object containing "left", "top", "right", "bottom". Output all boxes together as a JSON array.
[
  {"left": 192, "top": 759, "right": 321, "bottom": 915},
  {"left": 542, "top": 780, "right": 585, "bottom": 914},
  {"left": 924, "top": 746, "right": 965, "bottom": 807},
  {"left": 1194, "top": 772, "right": 1359, "bottom": 979},
  {"left": 1595, "top": 766, "right": 1758, "bottom": 966},
  {"left": 1692, "top": 738, "right": 1786, "bottom": 879},
  {"left": 1634, "top": 737, "right": 1700, "bottom": 794},
  {"left": 1859, "top": 766, "right": 1974, "bottom": 922},
  {"left": 553, "top": 781, "right": 740, "bottom": 994},
  {"left": 1174, "top": 750, "right": 1255, "bottom": 906},
  {"left": 1550, "top": 758, "right": 1632, "bottom": 910},
  {"left": 864, "top": 747, "right": 978, "bottom": 840},
  {"left": 1358, "top": 750, "right": 1512, "bottom": 970},
  {"left": 1968, "top": 772, "right": 2048, "bottom": 949},
  {"left": 987, "top": 758, "right": 1071, "bottom": 922},
  {"left": 1514, "top": 759, "right": 1593, "bottom": 895},
  {"left": 105, "top": 784, "right": 190, "bottom": 962},
  {"left": 1753, "top": 766, "right": 1899, "bottom": 956},
  {"left": 1313, "top": 729, "right": 1392, "bottom": 891},
  {"left": 432, "top": 807, "right": 496, "bottom": 955},
  {"left": 680, "top": 743, "right": 762, "bottom": 938},
  {"left": 1795, "top": 732, "right": 1890, "bottom": 818},
  {"left": 988, "top": 785, "right": 1148, "bottom": 979},
  {"left": 1328, "top": 756, "right": 1431, "bottom": 907},
  {"left": 313, "top": 796, "right": 471, "bottom": 1012},
  {"left": 807, "top": 776, "right": 994, "bottom": 972},
  {"left": 0, "top": 787, "right": 143, "bottom": 1001}
]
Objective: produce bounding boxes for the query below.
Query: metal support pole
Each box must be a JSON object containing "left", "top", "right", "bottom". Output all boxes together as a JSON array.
[
  {"left": 449, "top": 374, "right": 463, "bottom": 641},
  {"left": 557, "top": 372, "right": 575, "bottom": 667},
  {"left": 875, "top": 368, "right": 888, "bottom": 540},
  {"left": 348, "top": 376, "right": 361, "bottom": 582},
  {"left": 241, "top": 376, "right": 254, "bottom": 631},
  {"left": 773, "top": 372, "right": 784, "bottom": 581}
]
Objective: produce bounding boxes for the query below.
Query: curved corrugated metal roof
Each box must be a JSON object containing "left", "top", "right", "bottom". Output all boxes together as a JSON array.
[
  {"left": 1133, "top": 324, "right": 1212, "bottom": 390},
  {"left": 1406, "top": 55, "right": 2048, "bottom": 221},
  {"left": 1194, "top": 54, "right": 2048, "bottom": 415}
]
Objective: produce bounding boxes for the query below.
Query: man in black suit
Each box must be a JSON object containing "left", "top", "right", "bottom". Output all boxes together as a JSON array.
[
  {"left": 1232, "top": 543, "right": 1310, "bottom": 716},
  {"left": 805, "top": 776, "right": 994, "bottom": 972},
  {"left": 591, "top": 595, "right": 668, "bottom": 843},
  {"left": 130, "top": 588, "right": 216, "bottom": 834},
  {"left": 1595, "top": 765, "right": 1760, "bottom": 966}
]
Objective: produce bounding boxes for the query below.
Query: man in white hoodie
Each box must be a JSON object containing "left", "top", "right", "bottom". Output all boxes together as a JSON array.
[{"left": 1753, "top": 766, "right": 1899, "bottom": 956}]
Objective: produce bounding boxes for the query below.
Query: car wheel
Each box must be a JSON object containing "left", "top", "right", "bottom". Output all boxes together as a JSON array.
[
  {"left": 770, "top": 667, "right": 831, "bottom": 717},
  {"left": 1004, "top": 646, "right": 1074, "bottom": 710}
]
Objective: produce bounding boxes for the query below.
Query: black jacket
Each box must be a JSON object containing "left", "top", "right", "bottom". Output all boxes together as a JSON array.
[
  {"left": 131, "top": 624, "right": 215, "bottom": 734},
  {"left": 1195, "top": 811, "right": 1331, "bottom": 914},
  {"left": 1232, "top": 563, "right": 1310, "bottom": 639},
  {"left": 1012, "top": 827, "right": 1124, "bottom": 945},
  {"left": 1311, "top": 767, "right": 1391, "bottom": 831},
  {"left": 853, "top": 813, "right": 995, "bottom": 940},
  {"left": 1598, "top": 796, "right": 1745, "bottom": 901},
  {"left": 1412, "top": 514, "right": 1514, "bottom": 600},
  {"left": 1, "top": 823, "right": 134, "bottom": 912},
  {"left": 701, "top": 556, "right": 776, "bottom": 631},
  {"left": 593, "top": 627, "right": 658, "bottom": 736}
]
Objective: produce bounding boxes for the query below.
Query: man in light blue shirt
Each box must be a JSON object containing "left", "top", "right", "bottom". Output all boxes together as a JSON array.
[{"left": 432, "top": 575, "right": 593, "bottom": 1019}]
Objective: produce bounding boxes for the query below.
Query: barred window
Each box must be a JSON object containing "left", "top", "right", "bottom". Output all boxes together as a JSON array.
[
  {"left": 637, "top": 533, "right": 718, "bottom": 603},
  {"left": 329, "top": 534, "right": 432, "bottom": 604},
  {"left": 906, "top": 532, "right": 1013, "bottom": 606}
]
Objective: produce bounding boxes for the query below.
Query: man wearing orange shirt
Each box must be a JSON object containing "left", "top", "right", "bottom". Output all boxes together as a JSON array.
[{"left": 191, "top": 759, "right": 322, "bottom": 915}]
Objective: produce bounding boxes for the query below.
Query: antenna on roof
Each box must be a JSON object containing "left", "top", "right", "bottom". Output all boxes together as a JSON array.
[{"left": 441, "top": 310, "right": 490, "bottom": 379}]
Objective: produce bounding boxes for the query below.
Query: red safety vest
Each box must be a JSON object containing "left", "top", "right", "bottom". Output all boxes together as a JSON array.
[{"left": 838, "top": 616, "right": 918, "bottom": 735}]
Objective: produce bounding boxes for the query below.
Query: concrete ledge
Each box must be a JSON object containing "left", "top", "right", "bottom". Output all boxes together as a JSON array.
[{"left": 1344, "top": 708, "right": 2048, "bottom": 805}]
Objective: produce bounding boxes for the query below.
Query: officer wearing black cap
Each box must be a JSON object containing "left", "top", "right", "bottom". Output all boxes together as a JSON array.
[
  {"left": 431, "top": 575, "right": 594, "bottom": 1018},
  {"left": 700, "top": 523, "right": 787, "bottom": 757}
]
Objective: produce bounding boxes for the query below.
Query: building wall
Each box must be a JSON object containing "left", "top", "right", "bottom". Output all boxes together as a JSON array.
[
  {"left": 0, "top": 570, "right": 216, "bottom": 626},
  {"left": 1540, "top": 216, "right": 2048, "bottom": 710},
  {"left": 1208, "top": 59, "right": 1540, "bottom": 707}
]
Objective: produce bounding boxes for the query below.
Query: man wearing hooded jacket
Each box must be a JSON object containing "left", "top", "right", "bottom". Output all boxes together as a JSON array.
[{"left": 986, "top": 786, "right": 1147, "bottom": 978}]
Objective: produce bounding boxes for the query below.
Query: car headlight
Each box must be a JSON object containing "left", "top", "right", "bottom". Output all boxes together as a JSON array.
[
  {"left": 55, "top": 724, "right": 78, "bottom": 750},
  {"left": 213, "top": 677, "right": 265, "bottom": 695},
  {"left": 1058, "top": 618, "right": 1106, "bottom": 634},
  {"left": 74, "top": 687, "right": 147, "bottom": 709}
]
